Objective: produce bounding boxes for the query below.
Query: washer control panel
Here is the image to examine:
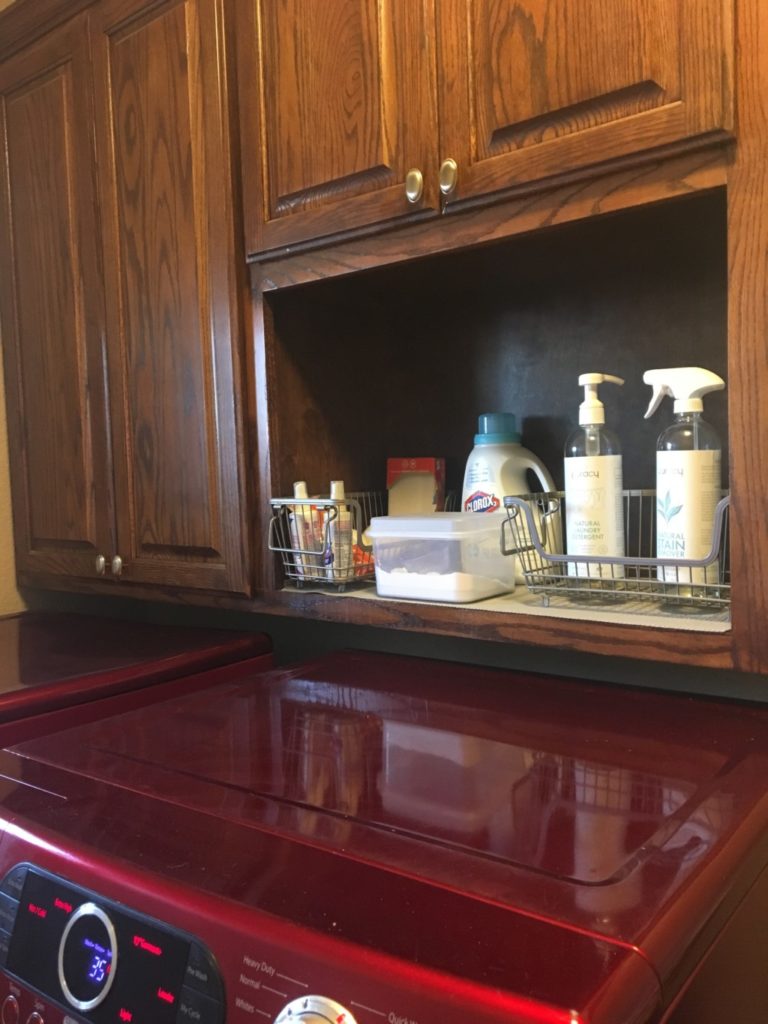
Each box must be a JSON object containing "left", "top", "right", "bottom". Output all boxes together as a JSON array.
[{"left": 0, "top": 865, "right": 224, "bottom": 1024}]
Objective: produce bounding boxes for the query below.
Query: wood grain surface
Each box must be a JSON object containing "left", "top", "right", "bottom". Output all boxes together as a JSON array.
[
  {"left": 239, "top": 0, "right": 732, "bottom": 260},
  {"left": 438, "top": 0, "right": 732, "bottom": 207},
  {"left": 236, "top": 0, "right": 440, "bottom": 255},
  {"left": 726, "top": 0, "right": 768, "bottom": 673},
  {"left": 91, "top": 0, "right": 251, "bottom": 593},
  {"left": 0, "top": 14, "right": 115, "bottom": 580}
]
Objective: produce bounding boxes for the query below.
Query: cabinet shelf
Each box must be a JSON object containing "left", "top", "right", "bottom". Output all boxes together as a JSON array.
[
  {"left": 12, "top": 563, "right": 733, "bottom": 670},
  {"left": 257, "top": 587, "right": 733, "bottom": 670},
  {"left": 251, "top": 185, "right": 734, "bottom": 667}
]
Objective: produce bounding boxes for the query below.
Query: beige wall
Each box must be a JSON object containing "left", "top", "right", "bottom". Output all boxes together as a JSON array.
[
  {"left": 0, "top": 0, "right": 26, "bottom": 613},
  {"left": 0, "top": 346, "right": 24, "bottom": 614}
]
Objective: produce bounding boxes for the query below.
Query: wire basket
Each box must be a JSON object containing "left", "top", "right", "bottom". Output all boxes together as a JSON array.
[
  {"left": 269, "top": 491, "right": 385, "bottom": 590},
  {"left": 501, "top": 490, "right": 730, "bottom": 610}
]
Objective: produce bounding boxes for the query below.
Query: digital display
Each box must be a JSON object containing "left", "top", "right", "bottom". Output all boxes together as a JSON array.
[
  {"left": 60, "top": 910, "right": 115, "bottom": 1005},
  {"left": 90, "top": 952, "right": 109, "bottom": 983},
  {"left": 6, "top": 869, "right": 191, "bottom": 1024}
]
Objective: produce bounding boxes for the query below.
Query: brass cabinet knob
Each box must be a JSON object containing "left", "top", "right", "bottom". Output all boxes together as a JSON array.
[
  {"left": 95, "top": 555, "right": 106, "bottom": 576},
  {"left": 111, "top": 555, "right": 123, "bottom": 577},
  {"left": 405, "top": 167, "right": 424, "bottom": 204},
  {"left": 439, "top": 157, "right": 458, "bottom": 196}
]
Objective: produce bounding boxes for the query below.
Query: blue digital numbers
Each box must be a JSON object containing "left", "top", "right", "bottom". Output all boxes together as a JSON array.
[{"left": 88, "top": 954, "right": 107, "bottom": 984}]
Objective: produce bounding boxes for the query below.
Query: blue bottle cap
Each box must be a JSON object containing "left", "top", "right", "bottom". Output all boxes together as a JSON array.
[{"left": 474, "top": 413, "right": 521, "bottom": 445}]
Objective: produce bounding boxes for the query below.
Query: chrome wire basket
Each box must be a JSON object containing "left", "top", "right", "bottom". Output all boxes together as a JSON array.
[
  {"left": 269, "top": 491, "right": 385, "bottom": 590},
  {"left": 501, "top": 490, "right": 730, "bottom": 610}
]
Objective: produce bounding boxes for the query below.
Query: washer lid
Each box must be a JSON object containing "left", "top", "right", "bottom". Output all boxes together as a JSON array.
[{"left": 10, "top": 650, "right": 768, "bottom": 945}]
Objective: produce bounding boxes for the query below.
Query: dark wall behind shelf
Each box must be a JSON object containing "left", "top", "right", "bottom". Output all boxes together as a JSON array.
[{"left": 268, "top": 188, "right": 728, "bottom": 497}]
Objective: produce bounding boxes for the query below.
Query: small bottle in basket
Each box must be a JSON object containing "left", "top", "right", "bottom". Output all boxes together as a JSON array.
[
  {"left": 324, "top": 480, "right": 353, "bottom": 583},
  {"left": 643, "top": 367, "right": 725, "bottom": 590},
  {"left": 288, "top": 480, "right": 312, "bottom": 578},
  {"left": 564, "top": 374, "right": 625, "bottom": 578}
]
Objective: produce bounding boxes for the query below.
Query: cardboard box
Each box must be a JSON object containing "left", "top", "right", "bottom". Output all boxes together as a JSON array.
[{"left": 386, "top": 458, "right": 445, "bottom": 515}]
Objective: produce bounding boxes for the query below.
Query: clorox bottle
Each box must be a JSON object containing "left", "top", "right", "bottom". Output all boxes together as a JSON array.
[{"left": 462, "top": 413, "right": 555, "bottom": 514}]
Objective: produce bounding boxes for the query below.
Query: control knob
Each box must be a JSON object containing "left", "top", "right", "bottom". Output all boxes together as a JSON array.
[
  {"left": 274, "top": 996, "right": 358, "bottom": 1024},
  {"left": 1, "top": 995, "right": 18, "bottom": 1024}
]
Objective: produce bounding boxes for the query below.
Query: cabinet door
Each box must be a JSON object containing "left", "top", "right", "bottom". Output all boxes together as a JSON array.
[
  {"left": 0, "top": 16, "right": 116, "bottom": 583},
  {"left": 438, "top": 0, "right": 733, "bottom": 206},
  {"left": 90, "top": 0, "right": 251, "bottom": 594},
  {"left": 236, "top": 0, "right": 439, "bottom": 257}
]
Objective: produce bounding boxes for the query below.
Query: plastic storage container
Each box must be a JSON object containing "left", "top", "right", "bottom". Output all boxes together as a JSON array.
[{"left": 367, "top": 513, "right": 515, "bottom": 603}]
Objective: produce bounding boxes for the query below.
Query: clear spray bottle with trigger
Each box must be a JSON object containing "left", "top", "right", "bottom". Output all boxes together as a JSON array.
[
  {"left": 643, "top": 367, "right": 725, "bottom": 590},
  {"left": 564, "top": 373, "right": 625, "bottom": 578}
]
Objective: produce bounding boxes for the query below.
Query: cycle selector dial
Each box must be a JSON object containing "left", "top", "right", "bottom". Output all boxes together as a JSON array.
[
  {"left": 1, "top": 996, "right": 18, "bottom": 1024},
  {"left": 274, "top": 995, "right": 358, "bottom": 1024}
]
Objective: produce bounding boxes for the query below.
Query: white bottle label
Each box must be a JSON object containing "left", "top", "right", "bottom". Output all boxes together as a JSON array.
[
  {"left": 463, "top": 457, "right": 502, "bottom": 512},
  {"left": 656, "top": 449, "right": 721, "bottom": 586},
  {"left": 325, "top": 508, "right": 353, "bottom": 582},
  {"left": 565, "top": 455, "right": 624, "bottom": 578}
]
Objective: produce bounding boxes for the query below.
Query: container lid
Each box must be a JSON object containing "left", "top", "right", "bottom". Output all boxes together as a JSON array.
[
  {"left": 367, "top": 513, "right": 502, "bottom": 540},
  {"left": 474, "top": 412, "right": 521, "bottom": 445}
]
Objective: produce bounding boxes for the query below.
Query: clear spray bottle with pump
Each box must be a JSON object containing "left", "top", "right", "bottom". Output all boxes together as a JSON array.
[
  {"left": 643, "top": 367, "right": 725, "bottom": 587},
  {"left": 564, "top": 373, "right": 625, "bottom": 577}
]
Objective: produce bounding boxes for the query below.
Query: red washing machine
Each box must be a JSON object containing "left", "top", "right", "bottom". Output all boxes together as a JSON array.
[
  {"left": 0, "top": 611, "right": 273, "bottom": 745},
  {"left": 0, "top": 649, "right": 766, "bottom": 1024}
]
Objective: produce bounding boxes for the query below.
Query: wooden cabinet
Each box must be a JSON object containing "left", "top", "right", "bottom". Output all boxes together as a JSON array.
[
  {"left": 237, "top": 0, "right": 732, "bottom": 258},
  {"left": 89, "top": 0, "right": 250, "bottom": 594},
  {"left": 236, "top": 0, "right": 440, "bottom": 257},
  {"left": 243, "top": 0, "right": 768, "bottom": 681},
  {"left": 438, "top": 0, "right": 732, "bottom": 209},
  {"left": 0, "top": 15, "right": 115, "bottom": 583},
  {"left": 0, "top": 0, "right": 251, "bottom": 595},
  {"left": 3, "top": 0, "right": 767, "bottom": 684}
]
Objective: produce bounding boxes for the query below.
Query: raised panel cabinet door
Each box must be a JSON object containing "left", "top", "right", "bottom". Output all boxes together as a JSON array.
[
  {"left": 437, "top": 0, "right": 733, "bottom": 206},
  {"left": 0, "top": 15, "right": 116, "bottom": 583},
  {"left": 90, "top": 0, "right": 251, "bottom": 594},
  {"left": 236, "top": 0, "right": 439, "bottom": 257}
]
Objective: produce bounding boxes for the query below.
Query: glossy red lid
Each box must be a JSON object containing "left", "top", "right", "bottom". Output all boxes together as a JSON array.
[{"left": 9, "top": 650, "right": 768, "bottom": 978}]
